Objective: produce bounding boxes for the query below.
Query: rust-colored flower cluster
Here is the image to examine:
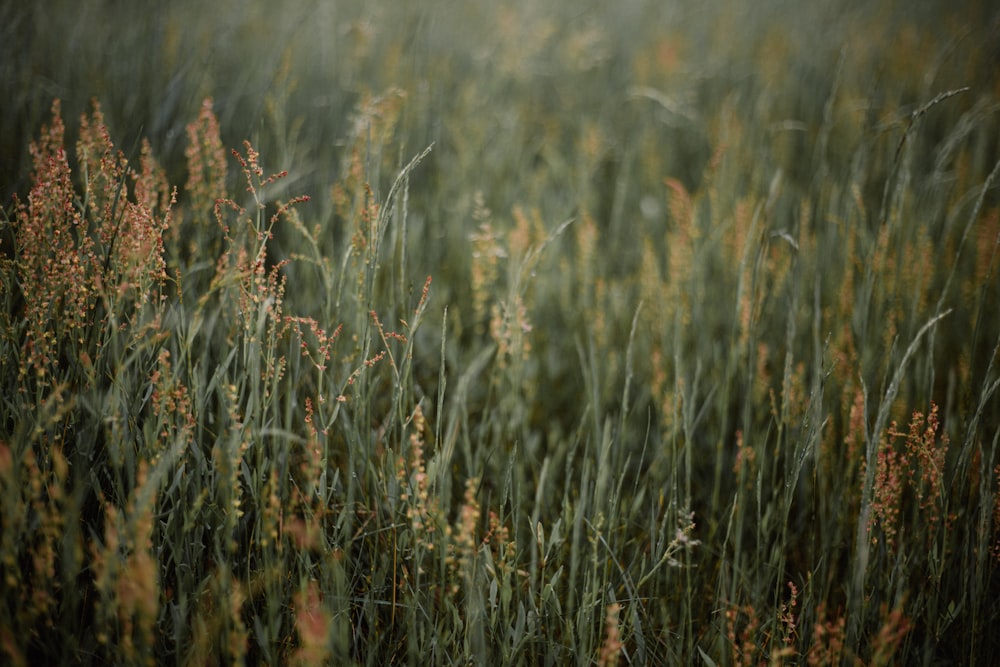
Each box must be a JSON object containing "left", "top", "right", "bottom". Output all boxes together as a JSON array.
[
  {"left": 869, "top": 402, "right": 953, "bottom": 552},
  {"left": 13, "top": 100, "right": 173, "bottom": 390}
]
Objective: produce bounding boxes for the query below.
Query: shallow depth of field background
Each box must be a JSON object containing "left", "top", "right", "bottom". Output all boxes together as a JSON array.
[{"left": 2, "top": 0, "right": 1000, "bottom": 664}]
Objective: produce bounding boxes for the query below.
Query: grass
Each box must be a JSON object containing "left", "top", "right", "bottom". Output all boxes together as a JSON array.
[{"left": 2, "top": 0, "right": 1000, "bottom": 664}]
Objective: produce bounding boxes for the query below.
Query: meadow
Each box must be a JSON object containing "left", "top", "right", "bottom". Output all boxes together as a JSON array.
[{"left": 2, "top": 0, "right": 999, "bottom": 664}]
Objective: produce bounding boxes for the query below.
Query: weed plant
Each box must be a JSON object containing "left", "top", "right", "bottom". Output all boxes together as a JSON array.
[{"left": 2, "top": 0, "right": 1000, "bottom": 664}]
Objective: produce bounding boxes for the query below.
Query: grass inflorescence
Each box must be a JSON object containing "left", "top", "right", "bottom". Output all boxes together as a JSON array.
[{"left": 2, "top": 0, "right": 1000, "bottom": 664}]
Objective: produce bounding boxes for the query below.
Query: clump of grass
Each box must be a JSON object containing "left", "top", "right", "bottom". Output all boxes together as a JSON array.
[{"left": 3, "top": 2, "right": 1000, "bottom": 665}]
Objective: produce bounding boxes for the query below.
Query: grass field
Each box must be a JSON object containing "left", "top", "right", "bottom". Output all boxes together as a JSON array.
[{"left": 2, "top": 0, "right": 1000, "bottom": 664}]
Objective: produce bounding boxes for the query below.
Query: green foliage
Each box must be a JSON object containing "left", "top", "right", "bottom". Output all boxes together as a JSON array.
[{"left": 2, "top": 0, "right": 1000, "bottom": 664}]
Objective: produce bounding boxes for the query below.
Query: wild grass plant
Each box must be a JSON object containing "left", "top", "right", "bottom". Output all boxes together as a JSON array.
[{"left": 2, "top": 0, "right": 1000, "bottom": 664}]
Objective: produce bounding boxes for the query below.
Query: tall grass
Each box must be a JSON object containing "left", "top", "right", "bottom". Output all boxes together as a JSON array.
[{"left": 2, "top": 0, "right": 999, "bottom": 664}]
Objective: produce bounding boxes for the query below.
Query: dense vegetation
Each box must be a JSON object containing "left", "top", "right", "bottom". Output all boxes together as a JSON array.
[{"left": 2, "top": 0, "right": 999, "bottom": 664}]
